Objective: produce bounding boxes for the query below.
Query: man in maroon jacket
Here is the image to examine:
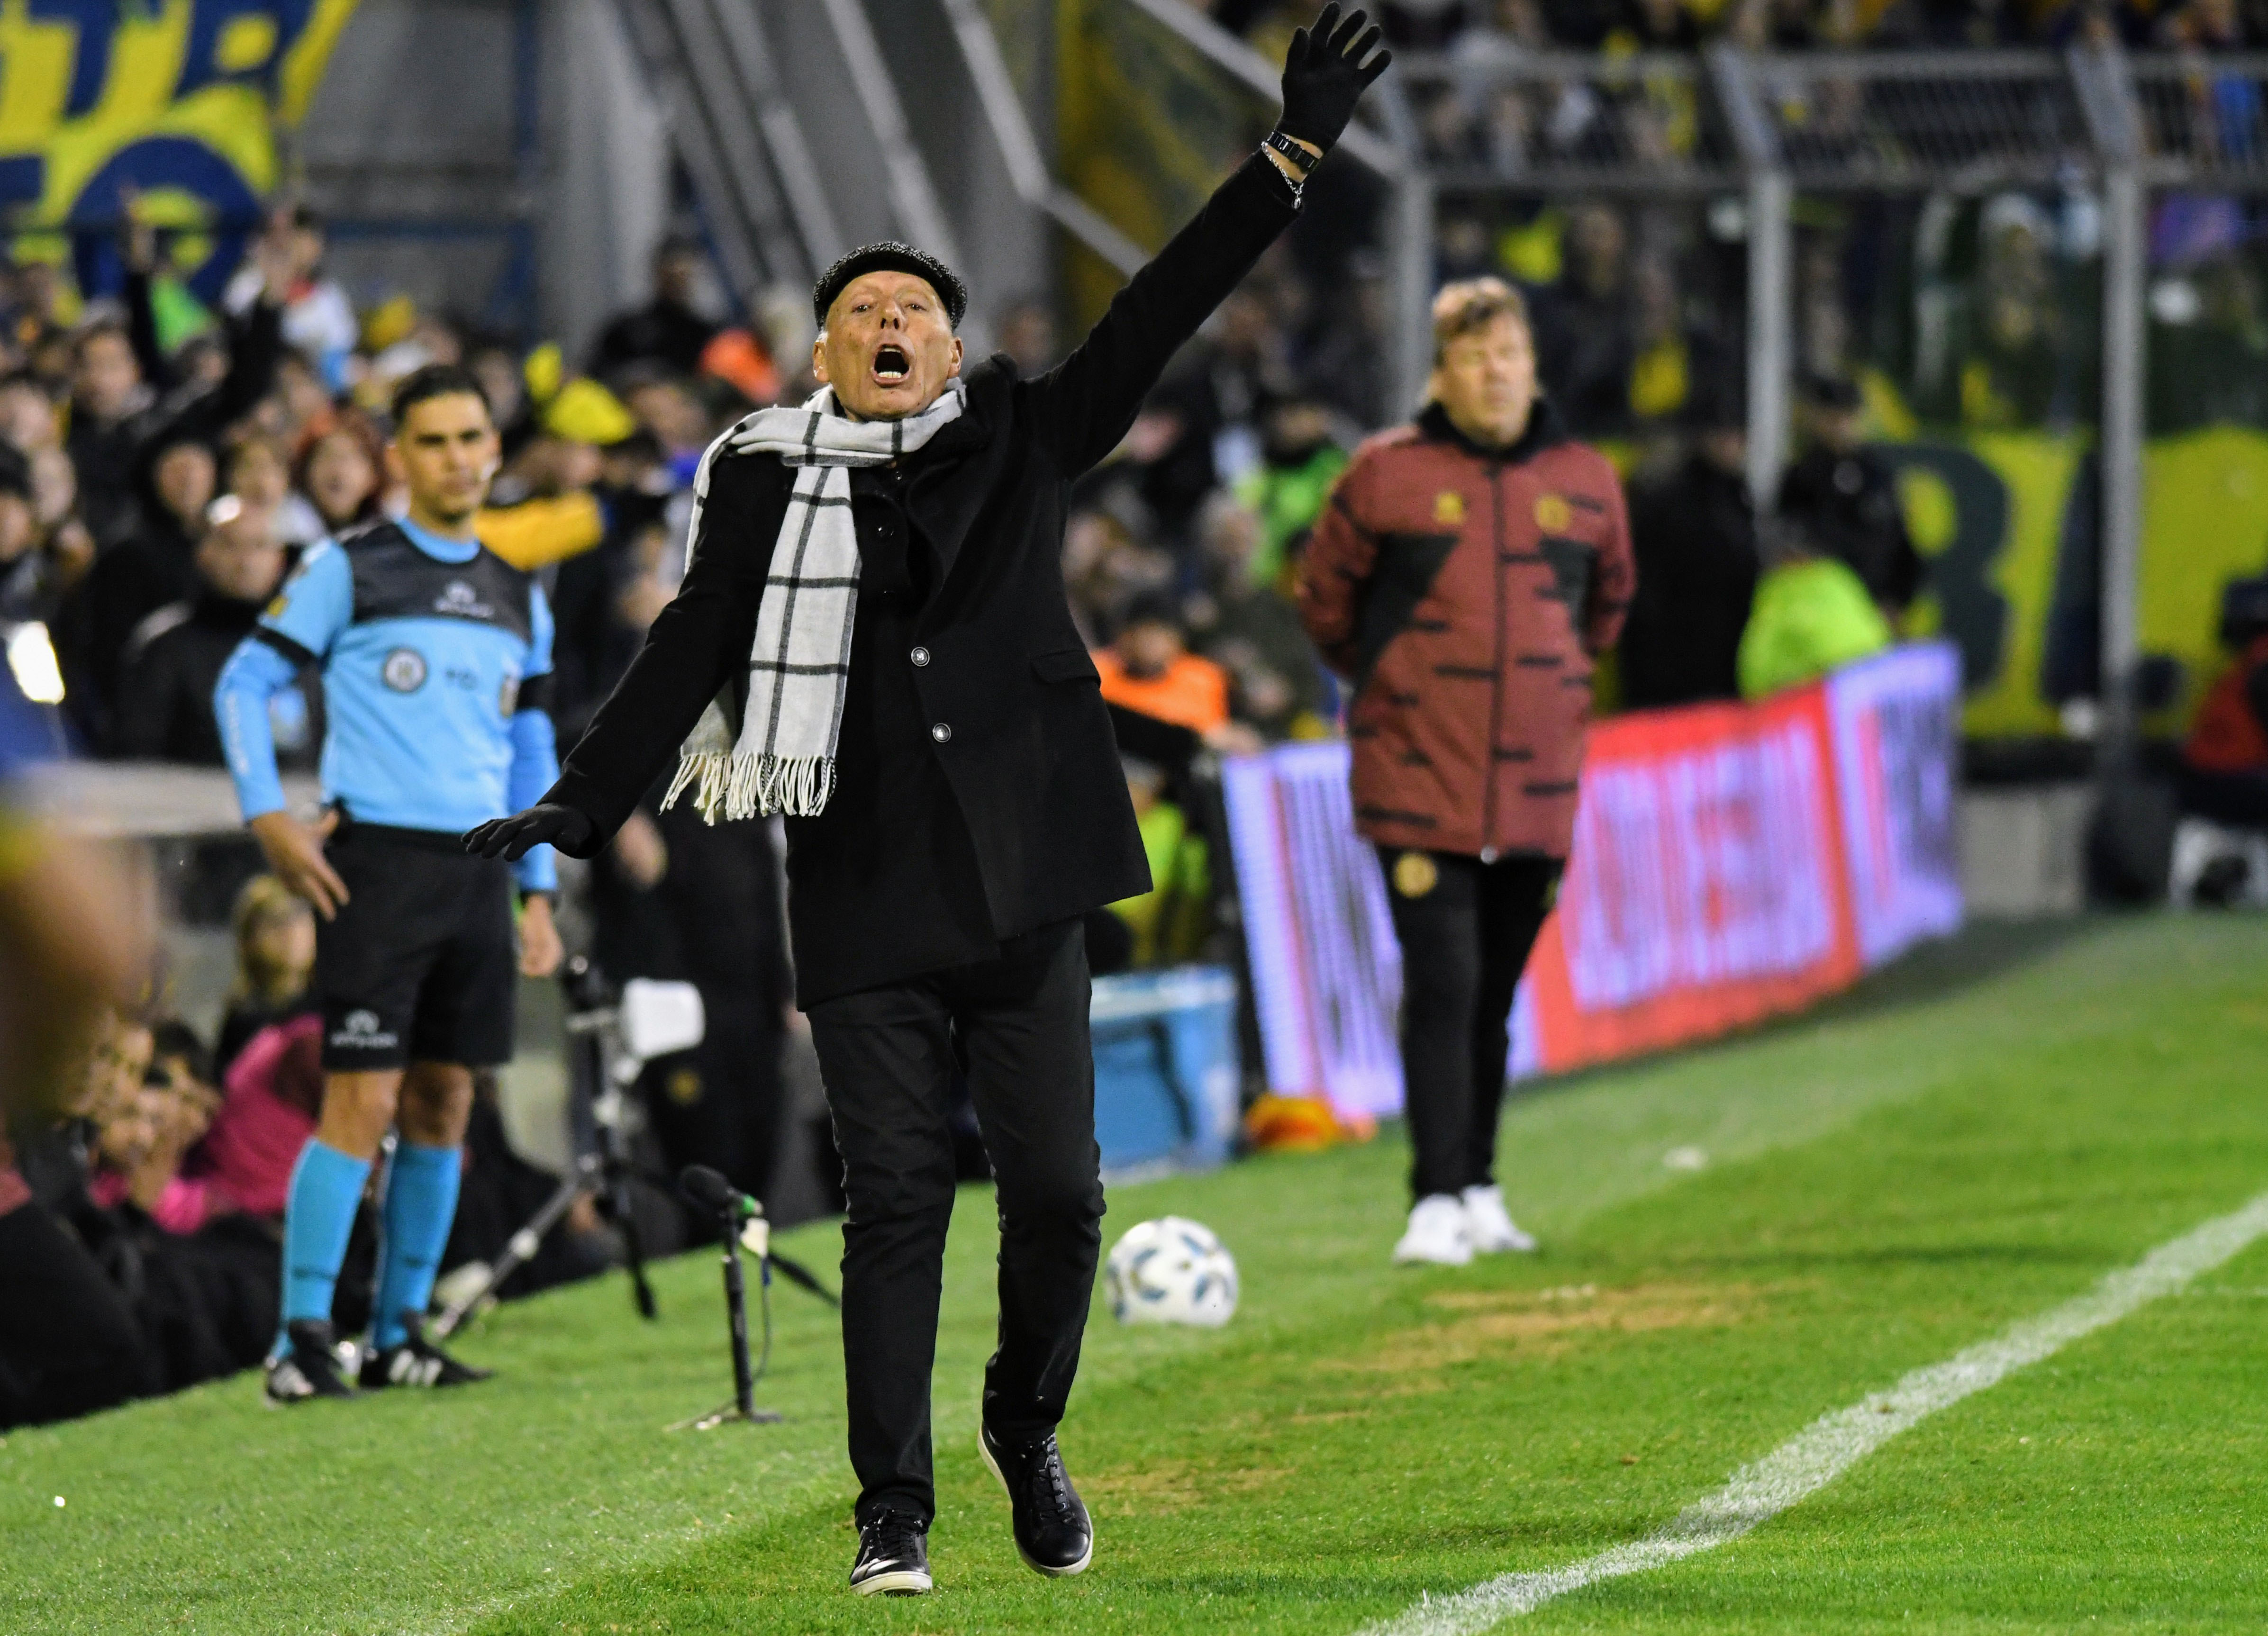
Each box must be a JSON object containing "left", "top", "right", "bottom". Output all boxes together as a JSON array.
[{"left": 1300, "top": 277, "right": 1634, "bottom": 1266}]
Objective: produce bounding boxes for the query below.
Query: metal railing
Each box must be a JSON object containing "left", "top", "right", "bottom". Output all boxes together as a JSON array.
[
  {"left": 1117, "top": 0, "right": 1433, "bottom": 417},
  {"left": 612, "top": 0, "right": 810, "bottom": 293},
  {"left": 617, "top": 14, "right": 2247, "bottom": 770},
  {"left": 1398, "top": 47, "right": 1739, "bottom": 190},
  {"left": 2129, "top": 51, "right": 2268, "bottom": 183},
  {"left": 1746, "top": 50, "right": 2098, "bottom": 190},
  {"left": 1392, "top": 41, "right": 2268, "bottom": 770}
]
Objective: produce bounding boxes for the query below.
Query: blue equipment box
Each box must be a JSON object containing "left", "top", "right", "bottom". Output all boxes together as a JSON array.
[{"left": 1089, "top": 965, "right": 1241, "bottom": 1178}]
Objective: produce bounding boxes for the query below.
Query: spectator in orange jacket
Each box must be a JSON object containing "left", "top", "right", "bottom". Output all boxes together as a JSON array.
[
  {"left": 1093, "top": 591, "right": 1234, "bottom": 739},
  {"left": 1300, "top": 275, "right": 1633, "bottom": 1269}
]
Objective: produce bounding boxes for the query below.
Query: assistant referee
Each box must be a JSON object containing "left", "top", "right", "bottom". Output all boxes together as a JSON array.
[{"left": 216, "top": 364, "right": 562, "bottom": 1401}]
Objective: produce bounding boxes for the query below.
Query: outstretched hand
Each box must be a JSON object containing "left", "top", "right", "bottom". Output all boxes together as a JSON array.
[
  {"left": 1278, "top": 5, "right": 1391, "bottom": 154},
  {"left": 464, "top": 803, "right": 598, "bottom": 862}
]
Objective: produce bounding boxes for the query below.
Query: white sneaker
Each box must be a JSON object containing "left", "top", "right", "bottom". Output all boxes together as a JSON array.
[
  {"left": 1461, "top": 1185, "right": 1538, "bottom": 1254},
  {"left": 1392, "top": 1194, "right": 1474, "bottom": 1265}
]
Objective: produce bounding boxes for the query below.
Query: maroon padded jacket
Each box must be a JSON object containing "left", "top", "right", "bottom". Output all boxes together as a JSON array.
[{"left": 1299, "top": 399, "right": 1634, "bottom": 860}]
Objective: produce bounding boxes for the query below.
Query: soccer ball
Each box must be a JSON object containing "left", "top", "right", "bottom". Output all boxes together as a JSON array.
[{"left": 1103, "top": 1216, "right": 1238, "bottom": 1327}]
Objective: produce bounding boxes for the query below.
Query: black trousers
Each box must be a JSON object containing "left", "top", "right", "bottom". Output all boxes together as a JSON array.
[
  {"left": 806, "top": 918, "right": 1104, "bottom": 1526},
  {"left": 2179, "top": 765, "right": 2268, "bottom": 827},
  {"left": 1379, "top": 849, "right": 1561, "bottom": 1203}
]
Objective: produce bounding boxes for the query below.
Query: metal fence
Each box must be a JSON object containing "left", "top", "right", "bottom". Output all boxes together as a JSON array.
[
  {"left": 1399, "top": 49, "right": 1740, "bottom": 192},
  {"left": 1377, "top": 42, "right": 2266, "bottom": 765},
  {"left": 621, "top": 12, "right": 2252, "bottom": 763}
]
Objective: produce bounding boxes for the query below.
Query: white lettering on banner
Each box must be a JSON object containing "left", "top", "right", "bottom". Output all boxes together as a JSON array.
[
  {"left": 1221, "top": 754, "right": 1315, "bottom": 1096},
  {"left": 1280, "top": 760, "right": 1402, "bottom": 1112},
  {"left": 1826, "top": 645, "right": 1963, "bottom": 965},
  {"left": 1222, "top": 745, "right": 1404, "bottom": 1118},
  {"left": 1223, "top": 645, "right": 1963, "bottom": 1106},
  {"left": 1563, "top": 720, "right": 1836, "bottom": 1011}
]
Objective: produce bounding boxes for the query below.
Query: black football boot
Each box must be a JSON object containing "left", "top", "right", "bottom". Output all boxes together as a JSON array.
[
  {"left": 979, "top": 1424, "right": 1094, "bottom": 1577},
  {"left": 263, "top": 1320, "right": 358, "bottom": 1405},
  {"left": 359, "top": 1313, "right": 494, "bottom": 1389}
]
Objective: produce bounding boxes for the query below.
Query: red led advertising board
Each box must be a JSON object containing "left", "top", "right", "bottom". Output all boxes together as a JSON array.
[{"left": 1223, "top": 643, "right": 1963, "bottom": 1116}]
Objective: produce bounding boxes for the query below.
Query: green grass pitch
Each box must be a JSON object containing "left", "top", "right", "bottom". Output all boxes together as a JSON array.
[{"left": 5, "top": 913, "right": 2266, "bottom": 1635}]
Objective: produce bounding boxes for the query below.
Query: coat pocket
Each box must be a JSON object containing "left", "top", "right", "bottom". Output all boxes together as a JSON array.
[{"left": 1031, "top": 647, "right": 1102, "bottom": 685}]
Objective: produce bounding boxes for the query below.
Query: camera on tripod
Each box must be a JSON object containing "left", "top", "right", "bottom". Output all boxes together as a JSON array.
[{"left": 429, "top": 957, "right": 704, "bottom": 1337}]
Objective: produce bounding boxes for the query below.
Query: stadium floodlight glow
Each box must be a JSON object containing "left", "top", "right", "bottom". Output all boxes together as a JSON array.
[{"left": 5, "top": 621, "right": 64, "bottom": 705}]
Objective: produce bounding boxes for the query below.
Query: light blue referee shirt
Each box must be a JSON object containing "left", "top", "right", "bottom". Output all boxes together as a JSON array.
[{"left": 215, "top": 516, "right": 559, "bottom": 893}]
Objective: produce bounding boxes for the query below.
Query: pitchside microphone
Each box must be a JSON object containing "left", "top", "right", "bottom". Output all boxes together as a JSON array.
[
  {"left": 680, "top": 1164, "right": 758, "bottom": 1221},
  {"left": 678, "top": 1166, "right": 838, "bottom": 1306},
  {"left": 682, "top": 1164, "right": 770, "bottom": 1259},
  {"left": 670, "top": 1164, "right": 780, "bottom": 1429}
]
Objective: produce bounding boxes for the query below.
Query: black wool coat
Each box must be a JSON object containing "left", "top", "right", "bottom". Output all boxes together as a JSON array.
[{"left": 546, "top": 153, "right": 1299, "bottom": 1004}]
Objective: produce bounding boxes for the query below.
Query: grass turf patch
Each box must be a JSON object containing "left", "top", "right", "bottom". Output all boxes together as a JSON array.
[{"left": 3, "top": 913, "right": 2262, "bottom": 1635}]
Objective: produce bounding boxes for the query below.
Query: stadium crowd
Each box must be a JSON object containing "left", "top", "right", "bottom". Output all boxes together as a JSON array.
[{"left": 1222, "top": 0, "right": 2268, "bottom": 54}]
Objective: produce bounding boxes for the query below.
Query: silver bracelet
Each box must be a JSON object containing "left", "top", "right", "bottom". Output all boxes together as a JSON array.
[{"left": 1261, "top": 142, "right": 1308, "bottom": 203}]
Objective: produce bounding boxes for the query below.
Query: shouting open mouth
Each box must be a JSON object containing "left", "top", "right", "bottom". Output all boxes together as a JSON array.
[{"left": 871, "top": 343, "right": 911, "bottom": 387}]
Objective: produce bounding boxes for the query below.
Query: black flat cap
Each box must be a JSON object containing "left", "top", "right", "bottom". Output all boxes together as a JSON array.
[{"left": 813, "top": 241, "right": 968, "bottom": 330}]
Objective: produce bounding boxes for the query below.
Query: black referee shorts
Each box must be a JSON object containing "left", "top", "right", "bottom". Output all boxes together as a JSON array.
[{"left": 315, "top": 822, "right": 518, "bottom": 1072}]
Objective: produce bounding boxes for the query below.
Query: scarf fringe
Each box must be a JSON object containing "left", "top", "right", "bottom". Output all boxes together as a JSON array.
[{"left": 661, "top": 749, "right": 838, "bottom": 823}]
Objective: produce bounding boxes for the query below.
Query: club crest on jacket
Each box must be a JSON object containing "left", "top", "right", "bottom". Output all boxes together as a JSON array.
[{"left": 1392, "top": 850, "right": 1439, "bottom": 898}]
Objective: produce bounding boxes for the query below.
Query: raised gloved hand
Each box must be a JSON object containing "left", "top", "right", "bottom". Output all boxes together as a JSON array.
[
  {"left": 463, "top": 803, "right": 599, "bottom": 862},
  {"left": 1277, "top": 5, "right": 1391, "bottom": 154}
]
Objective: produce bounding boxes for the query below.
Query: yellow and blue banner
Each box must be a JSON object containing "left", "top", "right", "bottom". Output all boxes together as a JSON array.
[
  {"left": 1881, "top": 425, "right": 2268, "bottom": 740},
  {"left": 0, "top": 0, "right": 359, "bottom": 302}
]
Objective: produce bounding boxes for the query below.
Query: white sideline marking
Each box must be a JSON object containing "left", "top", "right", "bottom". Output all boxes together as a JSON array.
[{"left": 1360, "top": 1190, "right": 2268, "bottom": 1636}]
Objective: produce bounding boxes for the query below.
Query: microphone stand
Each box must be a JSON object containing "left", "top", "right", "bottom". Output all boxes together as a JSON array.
[{"left": 669, "top": 1195, "right": 784, "bottom": 1431}]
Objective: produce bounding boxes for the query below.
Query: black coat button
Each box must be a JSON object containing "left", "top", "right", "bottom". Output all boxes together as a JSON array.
[
  {"left": 931, "top": 722, "right": 953, "bottom": 743},
  {"left": 910, "top": 646, "right": 931, "bottom": 667}
]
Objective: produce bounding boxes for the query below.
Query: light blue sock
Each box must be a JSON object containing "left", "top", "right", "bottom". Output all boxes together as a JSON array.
[
  {"left": 279, "top": 1140, "right": 372, "bottom": 1351},
  {"left": 370, "top": 1142, "right": 463, "bottom": 1351}
]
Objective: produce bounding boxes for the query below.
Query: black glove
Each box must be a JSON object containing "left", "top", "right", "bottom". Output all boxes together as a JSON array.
[
  {"left": 1277, "top": 4, "right": 1391, "bottom": 153},
  {"left": 464, "top": 803, "right": 598, "bottom": 862}
]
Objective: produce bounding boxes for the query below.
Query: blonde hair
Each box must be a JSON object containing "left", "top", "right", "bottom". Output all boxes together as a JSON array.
[
  {"left": 229, "top": 874, "right": 313, "bottom": 1008},
  {"left": 1430, "top": 277, "right": 1531, "bottom": 365}
]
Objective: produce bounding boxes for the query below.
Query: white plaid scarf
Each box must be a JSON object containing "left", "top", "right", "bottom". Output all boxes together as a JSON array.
[{"left": 661, "top": 380, "right": 967, "bottom": 822}]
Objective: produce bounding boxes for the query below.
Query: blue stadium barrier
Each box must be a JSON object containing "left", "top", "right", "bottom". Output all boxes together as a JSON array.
[{"left": 1089, "top": 965, "right": 1241, "bottom": 1178}]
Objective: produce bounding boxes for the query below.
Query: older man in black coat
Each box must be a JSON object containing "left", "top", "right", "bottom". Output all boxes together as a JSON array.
[{"left": 470, "top": 7, "right": 1387, "bottom": 1598}]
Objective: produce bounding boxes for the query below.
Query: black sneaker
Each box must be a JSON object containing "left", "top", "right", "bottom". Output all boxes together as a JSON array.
[
  {"left": 264, "top": 1320, "right": 358, "bottom": 1405},
  {"left": 979, "top": 1424, "right": 1094, "bottom": 1577},
  {"left": 849, "top": 1509, "right": 932, "bottom": 1596},
  {"left": 359, "top": 1314, "right": 494, "bottom": 1389}
]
